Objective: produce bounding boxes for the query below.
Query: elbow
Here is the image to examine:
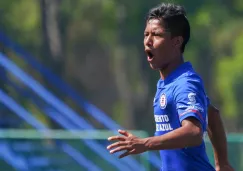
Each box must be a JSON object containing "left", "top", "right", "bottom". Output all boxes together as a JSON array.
[
  {"left": 193, "top": 131, "right": 203, "bottom": 146},
  {"left": 184, "top": 124, "right": 203, "bottom": 147},
  {"left": 182, "top": 117, "right": 204, "bottom": 147},
  {"left": 191, "top": 127, "right": 203, "bottom": 146}
]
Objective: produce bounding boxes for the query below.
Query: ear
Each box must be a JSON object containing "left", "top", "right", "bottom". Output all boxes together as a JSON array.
[{"left": 172, "top": 36, "right": 183, "bottom": 49}]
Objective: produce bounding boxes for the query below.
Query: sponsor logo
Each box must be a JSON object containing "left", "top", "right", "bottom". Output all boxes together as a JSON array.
[{"left": 188, "top": 92, "right": 196, "bottom": 104}]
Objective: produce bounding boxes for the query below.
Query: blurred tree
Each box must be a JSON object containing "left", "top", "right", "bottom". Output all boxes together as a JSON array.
[
  {"left": 1, "top": 0, "right": 243, "bottom": 132},
  {"left": 40, "top": 0, "right": 64, "bottom": 76}
]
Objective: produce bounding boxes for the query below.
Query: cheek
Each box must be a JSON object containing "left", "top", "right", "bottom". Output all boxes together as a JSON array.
[
  {"left": 154, "top": 38, "right": 169, "bottom": 49},
  {"left": 161, "top": 41, "right": 173, "bottom": 52},
  {"left": 155, "top": 41, "right": 170, "bottom": 54},
  {"left": 154, "top": 38, "right": 164, "bottom": 47}
]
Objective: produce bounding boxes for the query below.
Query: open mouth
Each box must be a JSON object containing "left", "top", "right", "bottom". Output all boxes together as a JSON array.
[
  {"left": 147, "top": 51, "right": 154, "bottom": 59},
  {"left": 146, "top": 50, "right": 154, "bottom": 61}
]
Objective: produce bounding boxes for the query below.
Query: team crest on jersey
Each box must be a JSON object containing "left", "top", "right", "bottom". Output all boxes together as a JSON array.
[{"left": 160, "top": 93, "right": 167, "bottom": 109}]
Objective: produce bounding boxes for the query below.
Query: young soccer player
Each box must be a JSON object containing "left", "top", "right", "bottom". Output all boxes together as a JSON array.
[{"left": 107, "top": 3, "right": 233, "bottom": 171}]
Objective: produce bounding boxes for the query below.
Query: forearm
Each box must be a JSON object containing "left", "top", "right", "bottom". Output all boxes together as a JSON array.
[
  {"left": 208, "top": 105, "right": 229, "bottom": 165},
  {"left": 144, "top": 123, "right": 202, "bottom": 150}
]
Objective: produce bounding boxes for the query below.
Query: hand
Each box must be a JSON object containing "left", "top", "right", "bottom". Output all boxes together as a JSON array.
[
  {"left": 107, "top": 129, "right": 147, "bottom": 158},
  {"left": 216, "top": 164, "right": 234, "bottom": 171}
]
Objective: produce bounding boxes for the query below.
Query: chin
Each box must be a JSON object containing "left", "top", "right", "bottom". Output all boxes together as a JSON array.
[
  {"left": 150, "top": 62, "right": 169, "bottom": 71},
  {"left": 149, "top": 63, "right": 161, "bottom": 70}
]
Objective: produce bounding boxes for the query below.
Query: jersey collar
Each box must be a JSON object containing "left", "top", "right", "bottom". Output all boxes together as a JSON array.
[{"left": 157, "top": 62, "right": 193, "bottom": 88}]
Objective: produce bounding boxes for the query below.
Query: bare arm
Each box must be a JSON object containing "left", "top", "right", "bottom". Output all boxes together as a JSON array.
[
  {"left": 107, "top": 117, "right": 203, "bottom": 159},
  {"left": 144, "top": 117, "right": 203, "bottom": 150},
  {"left": 207, "top": 104, "right": 233, "bottom": 170}
]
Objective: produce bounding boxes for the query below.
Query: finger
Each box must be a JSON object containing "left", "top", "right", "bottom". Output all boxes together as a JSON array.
[
  {"left": 108, "top": 135, "right": 126, "bottom": 141},
  {"left": 109, "top": 146, "right": 131, "bottom": 154},
  {"left": 119, "top": 149, "right": 135, "bottom": 159},
  {"left": 118, "top": 130, "right": 133, "bottom": 137},
  {"left": 107, "top": 141, "right": 127, "bottom": 150}
]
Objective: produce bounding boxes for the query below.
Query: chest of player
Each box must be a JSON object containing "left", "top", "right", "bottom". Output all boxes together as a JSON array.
[
  {"left": 153, "top": 86, "right": 181, "bottom": 134},
  {"left": 153, "top": 86, "right": 176, "bottom": 114}
]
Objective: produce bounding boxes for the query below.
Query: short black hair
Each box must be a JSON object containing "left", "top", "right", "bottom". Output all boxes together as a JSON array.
[{"left": 146, "top": 3, "right": 190, "bottom": 53}]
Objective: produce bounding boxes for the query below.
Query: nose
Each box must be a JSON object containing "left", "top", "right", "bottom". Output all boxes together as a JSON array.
[{"left": 144, "top": 35, "right": 153, "bottom": 48}]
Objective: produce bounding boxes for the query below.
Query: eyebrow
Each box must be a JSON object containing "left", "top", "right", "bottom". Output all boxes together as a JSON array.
[{"left": 144, "top": 28, "right": 169, "bottom": 33}]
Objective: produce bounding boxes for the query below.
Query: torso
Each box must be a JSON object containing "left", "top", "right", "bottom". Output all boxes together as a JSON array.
[{"left": 153, "top": 62, "right": 215, "bottom": 171}]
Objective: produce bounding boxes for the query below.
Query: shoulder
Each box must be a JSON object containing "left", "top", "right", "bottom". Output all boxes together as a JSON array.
[
  {"left": 172, "top": 71, "right": 206, "bottom": 99},
  {"left": 174, "top": 70, "right": 204, "bottom": 90}
]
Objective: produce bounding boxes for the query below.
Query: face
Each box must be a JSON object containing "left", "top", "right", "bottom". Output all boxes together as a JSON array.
[{"left": 144, "top": 19, "right": 180, "bottom": 70}]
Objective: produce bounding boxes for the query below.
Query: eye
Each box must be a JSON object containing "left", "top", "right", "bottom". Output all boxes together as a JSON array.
[
  {"left": 144, "top": 32, "right": 149, "bottom": 37},
  {"left": 153, "top": 32, "right": 163, "bottom": 37}
]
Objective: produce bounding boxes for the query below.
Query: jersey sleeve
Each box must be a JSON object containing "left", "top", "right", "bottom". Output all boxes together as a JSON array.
[{"left": 174, "top": 78, "right": 207, "bottom": 128}]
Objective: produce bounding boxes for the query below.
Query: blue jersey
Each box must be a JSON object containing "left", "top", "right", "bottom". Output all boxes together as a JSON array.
[{"left": 153, "top": 62, "right": 215, "bottom": 171}]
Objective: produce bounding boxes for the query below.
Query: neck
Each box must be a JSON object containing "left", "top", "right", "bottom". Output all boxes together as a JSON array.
[{"left": 159, "top": 57, "right": 184, "bottom": 80}]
